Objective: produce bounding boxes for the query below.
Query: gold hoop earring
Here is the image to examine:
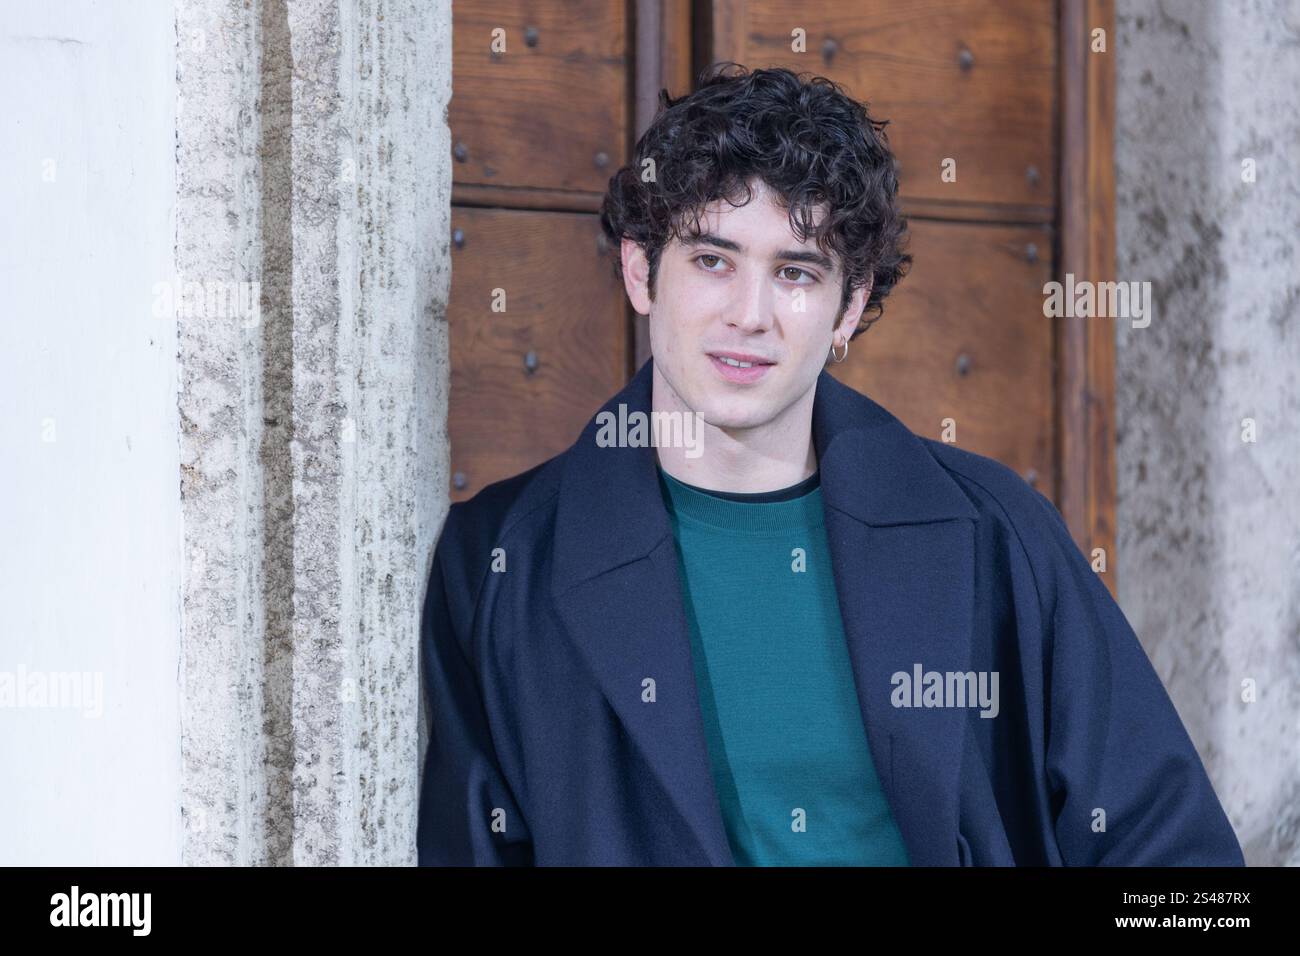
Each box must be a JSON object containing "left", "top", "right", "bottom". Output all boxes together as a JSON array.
[{"left": 830, "top": 338, "right": 849, "bottom": 363}]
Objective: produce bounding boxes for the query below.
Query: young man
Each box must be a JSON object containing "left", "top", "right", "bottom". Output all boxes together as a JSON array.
[{"left": 417, "top": 65, "right": 1243, "bottom": 866}]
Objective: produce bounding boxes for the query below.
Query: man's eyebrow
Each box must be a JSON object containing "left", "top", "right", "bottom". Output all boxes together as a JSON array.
[{"left": 683, "top": 232, "right": 837, "bottom": 272}]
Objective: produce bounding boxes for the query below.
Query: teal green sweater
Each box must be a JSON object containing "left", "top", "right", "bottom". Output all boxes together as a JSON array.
[{"left": 658, "top": 465, "right": 911, "bottom": 866}]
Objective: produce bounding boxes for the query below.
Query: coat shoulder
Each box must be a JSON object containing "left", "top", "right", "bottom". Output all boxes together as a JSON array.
[
  {"left": 434, "top": 452, "right": 565, "bottom": 596},
  {"left": 915, "top": 437, "right": 1106, "bottom": 652},
  {"left": 916, "top": 436, "right": 1086, "bottom": 575},
  {"left": 452, "top": 453, "right": 564, "bottom": 535},
  {"left": 919, "top": 437, "right": 1052, "bottom": 518}
]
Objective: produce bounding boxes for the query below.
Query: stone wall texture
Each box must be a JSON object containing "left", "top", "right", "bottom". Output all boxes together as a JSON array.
[
  {"left": 175, "top": 0, "right": 451, "bottom": 865},
  {"left": 1115, "top": 0, "right": 1300, "bottom": 865}
]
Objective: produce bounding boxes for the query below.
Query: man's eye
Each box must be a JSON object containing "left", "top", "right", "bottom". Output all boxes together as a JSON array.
[
  {"left": 780, "top": 266, "right": 815, "bottom": 283},
  {"left": 696, "top": 254, "right": 725, "bottom": 271}
]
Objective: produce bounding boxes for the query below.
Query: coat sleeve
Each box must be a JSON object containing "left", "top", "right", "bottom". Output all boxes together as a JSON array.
[
  {"left": 1025, "top": 489, "right": 1244, "bottom": 866},
  {"left": 416, "top": 504, "right": 534, "bottom": 865}
]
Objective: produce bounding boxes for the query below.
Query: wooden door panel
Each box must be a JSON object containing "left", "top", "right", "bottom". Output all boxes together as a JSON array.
[
  {"left": 450, "top": 0, "right": 628, "bottom": 193},
  {"left": 448, "top": 207, "right": 626, "bottom": 501},
  {"left": 832, "top": 219, "right": 1056, "bottom": 494},
  {"left": 707, "top": 0, "right": 1058, "bottom": 213}
]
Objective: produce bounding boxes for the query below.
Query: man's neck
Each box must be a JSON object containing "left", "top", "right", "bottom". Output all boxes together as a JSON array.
[{"left": 652, "top": 364, "right": 818, "bottom": 494}]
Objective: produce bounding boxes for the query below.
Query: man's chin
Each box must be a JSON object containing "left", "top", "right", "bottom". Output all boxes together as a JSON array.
[{"left": 688, "top": 396, "right": 777, "bottom": 432}]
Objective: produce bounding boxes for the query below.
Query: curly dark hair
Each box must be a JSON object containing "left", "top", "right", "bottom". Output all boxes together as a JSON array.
[{"left": 599, "top": 63, "right": 911, "bottom": 339}]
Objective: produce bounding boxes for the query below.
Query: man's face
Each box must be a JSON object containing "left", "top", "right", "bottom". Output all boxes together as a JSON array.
[{"left": 621, "top": 178, "right": 867, "bottom": 433}]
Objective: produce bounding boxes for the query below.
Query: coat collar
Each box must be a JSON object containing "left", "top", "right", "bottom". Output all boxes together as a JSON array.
[{"left": 552, "top": 357, "right": 980, "bottom": 865}]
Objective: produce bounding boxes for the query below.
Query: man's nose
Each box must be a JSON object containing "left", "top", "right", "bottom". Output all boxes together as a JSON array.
[{"left": 728, "top": 270, "right": 775, "bottom": 333}]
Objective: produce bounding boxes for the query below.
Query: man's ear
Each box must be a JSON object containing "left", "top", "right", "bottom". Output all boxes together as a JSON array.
[
  {"left": 621, "top": 238, "right": 653, "bottom": 315},
  {"left": 835, "top": 276, "right": 873, "bottom": 342}
]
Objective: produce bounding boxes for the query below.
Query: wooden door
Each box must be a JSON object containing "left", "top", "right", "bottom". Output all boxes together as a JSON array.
[{"left": 447, "top": 1, "right": 634, "bottom": 501}]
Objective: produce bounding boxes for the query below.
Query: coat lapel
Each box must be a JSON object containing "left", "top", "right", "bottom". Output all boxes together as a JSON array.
[
  {"left": 551, "top": 358, "right": 735, "bottom": 865},
  {"left": 553, "top": 357, "right": 979, "bottom": 866},
  {"left": 815, "top": 393, "right": 980, "bottom": 866}
]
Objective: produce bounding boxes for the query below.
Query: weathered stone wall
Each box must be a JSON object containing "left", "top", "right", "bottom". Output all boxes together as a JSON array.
[
  {"left": 1115, "top": 0, "right": 1300, "bottom": 865},
  {"left": 175, "top": 0, "right": 450, "bottom": 865}
]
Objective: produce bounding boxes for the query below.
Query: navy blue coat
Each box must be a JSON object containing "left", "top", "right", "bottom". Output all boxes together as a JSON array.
[{"left": 417, "top": 357, "right": 1244, "bottom": 866}]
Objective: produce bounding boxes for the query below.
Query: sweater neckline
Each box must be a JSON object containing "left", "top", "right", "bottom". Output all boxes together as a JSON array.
[{"left": 656, "top": 466, "right": 824, "bottom": 533}]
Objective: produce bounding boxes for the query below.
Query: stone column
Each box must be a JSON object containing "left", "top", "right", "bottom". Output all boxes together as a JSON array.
[
  {"left": 175, "top": 0, "right": 450, "bottom": 865},
  {"left": 1115, "top": 0, "right": 1300, "bottom": 865}
]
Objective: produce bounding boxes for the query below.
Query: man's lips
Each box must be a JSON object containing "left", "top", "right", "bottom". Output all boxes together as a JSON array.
[
  {"left": 706, "top": 351, "right": 776, "bottom": 366},
  {"left": 707, "top": 351, "right": 775, "bottom": 384}
]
